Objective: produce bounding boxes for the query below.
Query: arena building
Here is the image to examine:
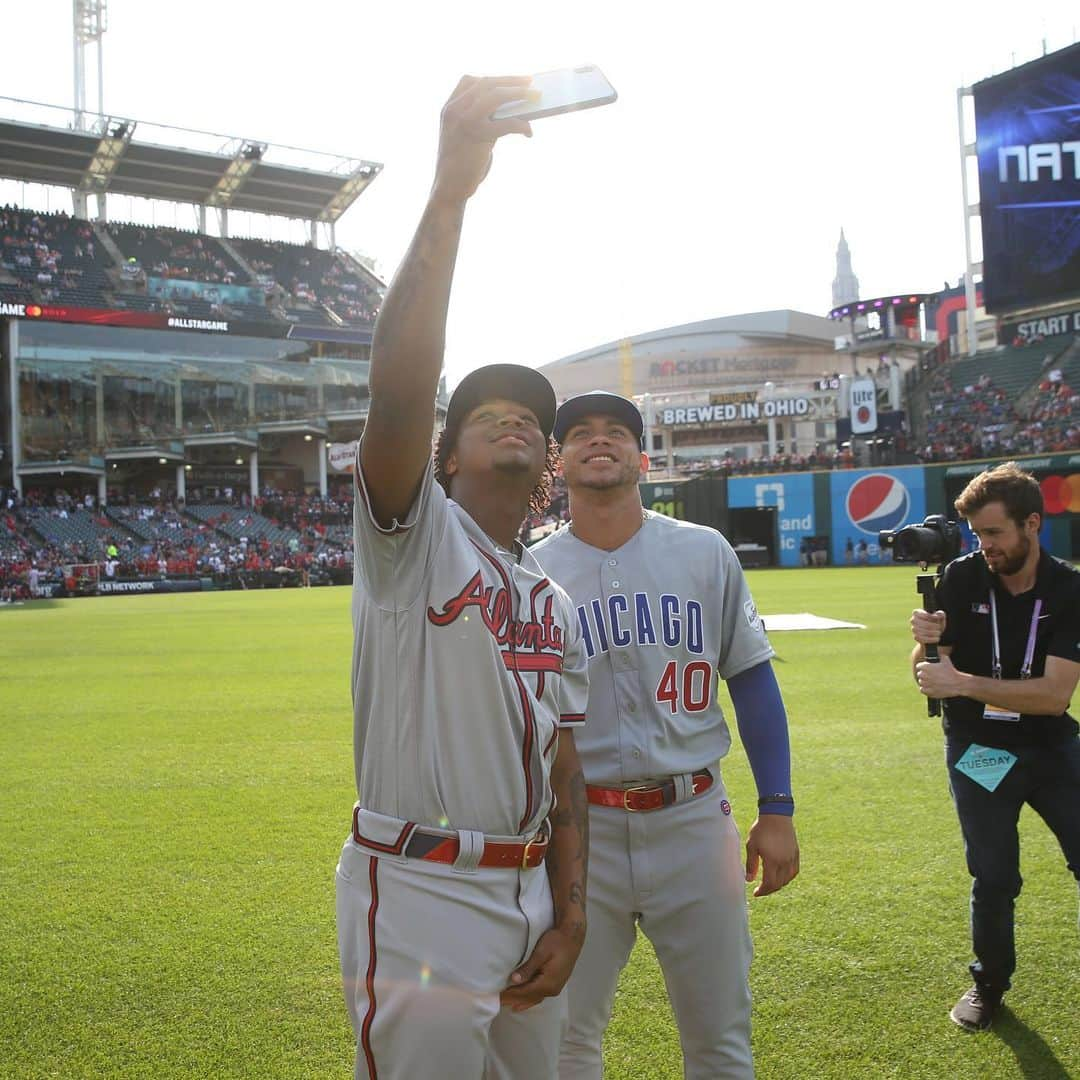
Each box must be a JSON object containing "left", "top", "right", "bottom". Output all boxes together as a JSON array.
[{"left": 538, "top": 306, "right": 928, "bottom": 473}]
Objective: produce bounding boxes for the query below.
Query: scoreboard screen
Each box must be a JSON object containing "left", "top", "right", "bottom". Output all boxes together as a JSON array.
[{"left": 974, "top": 42, "right": 1080, "bottom": 314}]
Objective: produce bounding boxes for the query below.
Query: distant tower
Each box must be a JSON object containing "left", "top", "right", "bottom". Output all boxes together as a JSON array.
[{"left": 832, "top": 228, "right": 859, "bottom": 308}]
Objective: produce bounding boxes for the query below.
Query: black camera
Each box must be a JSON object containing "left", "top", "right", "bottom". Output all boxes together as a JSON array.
[{"left": 878, "top": 514, "right": 962, "bottom": 567}]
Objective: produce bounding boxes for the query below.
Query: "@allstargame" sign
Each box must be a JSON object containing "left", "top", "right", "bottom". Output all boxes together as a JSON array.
[{"left": 328, "top": 441, "right": 359, "bottom": 472}]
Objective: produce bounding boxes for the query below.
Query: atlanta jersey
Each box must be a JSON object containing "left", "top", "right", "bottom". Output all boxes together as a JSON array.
[{"left": 351, "top": 457, "right": 588, "bottom": 838}]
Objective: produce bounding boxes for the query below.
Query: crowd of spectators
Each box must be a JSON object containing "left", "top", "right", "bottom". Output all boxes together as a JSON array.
[
  {"left": 917, "top": 362, "right": 1080, "bottom": 463},
  {"left": 108, "top": 224, "right": 247, "bottom": 286},
  {"left": 919, "top": 372, "right": 1017, "bottom": 462},
  {"left": 1011, "top": 369, "right": 1080, "bottom": 454},
  {"left": 671, "top": 448, "right": 859, "bottom": 477},
  {"left": 0, "top": 206, "right": 103, "bottom": 304},
  {"left": 520, "top": 474, "right": 569, "bottom": 543},
  {"left": 0, "top": 486, "right": 354, "bottom": 601},
  {"left": 1, "top": 203, "right": 384, "bottom": 327},
  {"left": 230, "top": 238, "right": 382, "bottom": 324}
]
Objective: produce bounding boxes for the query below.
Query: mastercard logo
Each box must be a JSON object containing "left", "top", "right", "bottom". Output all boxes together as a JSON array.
[
  {"left": 25, "top": 304, "right": 42, "bottom": 317},
  {"left": 1041, "top": 473, "right": 1080, "bottom": 515}
]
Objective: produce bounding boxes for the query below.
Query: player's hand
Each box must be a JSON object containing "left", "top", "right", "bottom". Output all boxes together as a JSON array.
[
  {"left": 745, "top": 814, "right": 799, "bottom": 897},
  {"left": 432, "top": 76, "right": 534, "bottom": 206},
  {"left": 499, "top": 925, "right": 583, "bottom": 1012},
  {"left": 910, "top": 608, "right": 946, "bottom": 646},
  {"left": 915, "top": 654, "right": 964, "bottom": 698}
]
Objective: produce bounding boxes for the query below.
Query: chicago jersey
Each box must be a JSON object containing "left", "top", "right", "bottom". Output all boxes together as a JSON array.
[{"left": 532, "top": 511, "right": 773, "bottom": 783}]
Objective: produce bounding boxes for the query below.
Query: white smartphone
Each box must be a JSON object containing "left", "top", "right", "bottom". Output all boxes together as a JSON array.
[{"left": 491, "top": 65, "right": 617, "bottom": 122}]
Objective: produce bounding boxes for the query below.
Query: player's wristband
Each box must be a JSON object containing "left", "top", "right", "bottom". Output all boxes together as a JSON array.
[{"left": 757, "top": 794, "right": 795, "bottom": 809}]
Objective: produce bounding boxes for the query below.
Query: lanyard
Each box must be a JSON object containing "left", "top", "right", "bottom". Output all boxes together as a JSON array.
[{"left": 988, "top": 590, "right": 1042, "bottom": 681}]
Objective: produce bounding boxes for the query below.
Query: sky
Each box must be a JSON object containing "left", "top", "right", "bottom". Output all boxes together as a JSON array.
[{"left": 1, "top": 0, "right": 1077, "bottom": 388}]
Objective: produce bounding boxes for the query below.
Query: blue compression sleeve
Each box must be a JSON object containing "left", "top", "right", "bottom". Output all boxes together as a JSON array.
[{"left": 727, "top": 660, "right": 794, "bottom": 816}]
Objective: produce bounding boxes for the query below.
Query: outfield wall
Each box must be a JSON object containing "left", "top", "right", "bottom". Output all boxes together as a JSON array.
[{"left": 643, "top": 452, "right": 1080, "bottom": 565}]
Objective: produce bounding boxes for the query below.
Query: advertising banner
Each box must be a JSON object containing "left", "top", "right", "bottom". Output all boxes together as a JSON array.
[
  {"left": 1000, "top": 306, "right": 1080, "bottom": 343},
  {"left": 0, "top": 299, "right": 286, "bottom": 338},
  {"left": 659, "top": 397, "right": 811, "bottom": 427},
  {"left": 147, "top": 276, "right": 268, "bottom": 308},
  {"left": 1, "top": 300, "right": 373, "bottom": 344},
  {"left": 973, "top": 42, "right": 1080, "bottom": 313},
  {"left": 849, "top": 378, "right": 877, "bottom": 434},
  {"left": 97, "top": 579, "right": 204, "bottom": 595},
  {"left": 728, "top": 473, "right": 815, "bottom": 568},
  {"left": 829, "top": 467, "right": 926, "bottom": 565}
]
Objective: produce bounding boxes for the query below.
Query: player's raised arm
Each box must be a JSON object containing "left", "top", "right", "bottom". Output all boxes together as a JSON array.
[{"left": 361, "top": 76, "right": 533, "bottom": 528}]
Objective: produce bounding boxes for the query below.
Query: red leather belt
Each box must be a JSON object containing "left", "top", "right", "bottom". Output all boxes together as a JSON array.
[
  {"left": 352, "top": 807, "right": 548, "bottom": 869},
  {"left": 586, "top": 769, "right": 713, "bottom": 812}
]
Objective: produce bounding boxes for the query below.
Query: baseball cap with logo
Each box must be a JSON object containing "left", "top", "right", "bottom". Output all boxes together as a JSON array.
[
  {"left": 553, "top": 391, "right": 644, "bottom": 447},
  {"left": 443, "top": 364, "right": 557, "bottom": 440}
]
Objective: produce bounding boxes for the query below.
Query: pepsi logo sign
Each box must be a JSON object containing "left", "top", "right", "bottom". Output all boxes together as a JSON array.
[{"left": 846, "top": 473, "right": 910, "bottom": 534}]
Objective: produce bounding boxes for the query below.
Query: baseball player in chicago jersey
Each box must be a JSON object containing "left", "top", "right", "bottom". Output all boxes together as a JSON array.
[
  {"left": 532, "top": 392, "right": 800, "bottom": 1080},
  {"left": 335, "top": 78, "right": 590, "bottom": 1080}
]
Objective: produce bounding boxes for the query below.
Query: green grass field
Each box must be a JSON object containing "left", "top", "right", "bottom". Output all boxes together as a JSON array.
[{"left": 1, "top": 569, "right": 1077, "bottom": 1079}]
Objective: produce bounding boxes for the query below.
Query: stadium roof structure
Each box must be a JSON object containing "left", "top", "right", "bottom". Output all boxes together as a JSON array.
[
  {"left": 548, "top": 310, "right": 841, "bottom": 369},
  {"left": 0, "top": 96, "right": 382, "bottom": 224}
]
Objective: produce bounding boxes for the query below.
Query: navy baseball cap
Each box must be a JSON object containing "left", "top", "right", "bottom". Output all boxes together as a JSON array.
[
  {"left": 444, "top": 364, "right": 557, "bottom": 439},
  {"left": 553, "top": 391, "right": 644, "bottom": 446}
]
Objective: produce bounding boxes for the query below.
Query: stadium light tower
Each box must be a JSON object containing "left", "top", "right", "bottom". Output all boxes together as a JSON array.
[{"left": 73, "top": 0, "right": 108, "bottom": 131}]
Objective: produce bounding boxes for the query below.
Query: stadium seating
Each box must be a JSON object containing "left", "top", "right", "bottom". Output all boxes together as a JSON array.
[
  {"left": 0, "top": 281, "right": 34, "bottom": 305},
  {"left": 185, "top": 503, "right": 302, "bottom": 547},
  {"left": 229, "top": 236, "right": 381, "bottom": 324},
  {"left": 105, "top": 505, "right": 218, "bottom": 550},
  {"left": 107, "top": 223, "right": 250, "bottom": 285},
  {"left": 25, "top": 507, "right": 132, "bottom": 550},
  {"left": 0, "top": 206, "right": 112, "bottom": 307},
  {"left": 914, "top": 334, "right": 1080, "bottom": 461},
  {"left": 1, "top": 203, "right": 383, "bottom": 328}
]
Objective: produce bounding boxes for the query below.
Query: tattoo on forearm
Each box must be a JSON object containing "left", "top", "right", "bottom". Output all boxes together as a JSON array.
[
  {"left": 563, "top": 918, "right": 586, "bottom": 945},
  {"left": 548, "top": 765, "right": 589, "bottom": 928},
  {"left": 545, "top": 837, "right": 560, "bottom": 883},
  {"left": 569, "top": 768, "right": 588, "bottom": 854}
]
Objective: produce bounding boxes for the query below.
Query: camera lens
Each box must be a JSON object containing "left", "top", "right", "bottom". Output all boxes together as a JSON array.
[{"left": 894, "top": 526, "right": 936, "bottom": 562}]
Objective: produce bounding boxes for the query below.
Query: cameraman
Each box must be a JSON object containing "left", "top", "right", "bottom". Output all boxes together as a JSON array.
[{"left": 910, "top": 462, "right": 1080, "bottom": 1032}]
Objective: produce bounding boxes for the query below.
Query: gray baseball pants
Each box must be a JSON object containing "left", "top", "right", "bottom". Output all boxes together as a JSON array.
[
  {"left": 558, "top": 776, "right": 754, "bottom": 1079},
  {"left": 337, "top": 816, "right": 565, "bottom": 1079}
]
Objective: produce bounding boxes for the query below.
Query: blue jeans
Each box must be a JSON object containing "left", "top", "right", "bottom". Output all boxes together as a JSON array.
[{"left": 946, "top": 734, "right": 1080, "bottom": 992}]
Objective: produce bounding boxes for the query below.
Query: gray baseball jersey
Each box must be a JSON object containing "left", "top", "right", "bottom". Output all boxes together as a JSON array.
[
  {"left": 532, "top": 509, "right": 772, "bottom": 1079},
  {"left": 338, "top": 454, "right": 590, "bottom": 1079},
  {"left": 350, "top": 456, "right": 588, "bottom": 837},
  {"left": 531, "top": 509, "right": 773, "bottom": 784}
]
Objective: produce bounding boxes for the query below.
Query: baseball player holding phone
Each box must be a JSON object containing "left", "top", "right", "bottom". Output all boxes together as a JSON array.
[
  {"left": 532, "top": 392, "right": 800, "bottom": 1080},
  {"left": 335, "top": 77, "right": 590, "bottom": 1079}
]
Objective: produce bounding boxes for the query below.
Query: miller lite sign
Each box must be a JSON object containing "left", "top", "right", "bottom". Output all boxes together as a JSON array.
[{"left": 850, "top": 378, "right": 877, "bottom": 434}]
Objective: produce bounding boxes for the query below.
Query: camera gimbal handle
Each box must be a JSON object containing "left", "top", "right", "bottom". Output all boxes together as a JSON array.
[{"left": 917, "top": 573, "right": 941, "bottom": 717}]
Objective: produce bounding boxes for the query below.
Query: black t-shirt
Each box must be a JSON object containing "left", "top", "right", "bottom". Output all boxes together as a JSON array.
[{"left": 936, "top": 548, "right": 1080, "bottom": 746}]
